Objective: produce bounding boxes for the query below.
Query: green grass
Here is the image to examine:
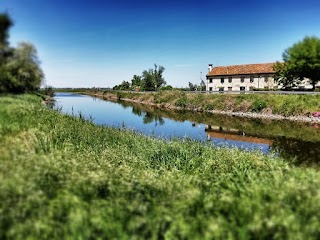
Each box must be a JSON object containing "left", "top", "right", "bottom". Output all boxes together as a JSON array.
[{"left": 1, "top": 94, "right": 320, "bottom": 239}]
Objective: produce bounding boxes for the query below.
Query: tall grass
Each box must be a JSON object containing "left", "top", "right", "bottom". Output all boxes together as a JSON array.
[{"left": 1, "top": 94, "right": 320, "bottom": 239}]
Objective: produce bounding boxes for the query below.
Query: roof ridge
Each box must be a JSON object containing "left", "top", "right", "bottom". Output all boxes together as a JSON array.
[
  {"left": 208, "top": 62, "right": 276, "bottom": 76},
  {"left": 214, "top": 62, "right": 275, "bottom": 68}
]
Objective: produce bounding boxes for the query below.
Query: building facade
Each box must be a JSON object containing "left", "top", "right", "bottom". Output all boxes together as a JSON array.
[{"left": 206, "top": 63, "right": 277, "bottom": 92}]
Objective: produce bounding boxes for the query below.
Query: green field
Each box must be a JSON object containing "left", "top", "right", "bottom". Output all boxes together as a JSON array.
[{"left": 1, "top": 94, "right": 320, "bottom": 239}]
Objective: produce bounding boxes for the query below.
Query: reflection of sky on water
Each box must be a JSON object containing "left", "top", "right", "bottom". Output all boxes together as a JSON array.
[{"left": 54, "top": 92, "right": 271, "bottom": 154}]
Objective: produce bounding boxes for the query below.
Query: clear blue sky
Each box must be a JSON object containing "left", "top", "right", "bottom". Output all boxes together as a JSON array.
[{"left": 1, "top": 0, "right": 319, "bottom": 88}]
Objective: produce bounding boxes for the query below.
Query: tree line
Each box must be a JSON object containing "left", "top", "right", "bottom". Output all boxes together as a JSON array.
[
  {"left": 0, "top": 13, "right": 44, "bottom": 93},
  {"left": 113, "top": 64, "right": 169, "bottom": 91}
]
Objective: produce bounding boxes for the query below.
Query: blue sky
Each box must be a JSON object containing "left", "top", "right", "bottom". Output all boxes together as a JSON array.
[{"left": 1, "top": 0, "right": 319, "bottom": 88}]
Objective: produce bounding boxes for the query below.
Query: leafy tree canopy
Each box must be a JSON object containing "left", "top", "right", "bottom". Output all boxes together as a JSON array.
[
  {"left": 0, "top": 13, "right": 44, "bottom": 93},
  {"left": 142, "top": 64, "right": 166, "bottom": 91},
  {"left": 275, "top": 36, "right": 320, "bottom": 90},
  {"left": 113, "top": 64, "right": 166, "bottom": 91}
]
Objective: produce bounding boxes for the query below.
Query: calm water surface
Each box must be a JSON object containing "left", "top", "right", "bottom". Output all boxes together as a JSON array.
[{"left": 53, "top": 92, "right": 320, "bottom": 165}]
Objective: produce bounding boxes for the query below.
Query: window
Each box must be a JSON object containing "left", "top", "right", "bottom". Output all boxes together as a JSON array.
[
  {"left": 264, "top": 76, "right": 268, "bottom": 83},
  {"left": 228, "top": 87, "right": 232, "bottom": 91},
  {"left": 219, "top": 87, "right": 224, "bottom": 92},
  {"left": 209, "top": 87, "right": 213, "bottom": 91},
  {"left": 221, "top": 77, "right": 224, "bottom": 84},
  {"left": 241, "top": 77, "right": 245, "bottom": 83},
  {"left": 250, "top": 76, "right": 254, "bottom": 83},
  {"left": 240, "top": 86, "right": 245, "bottom": 91},
  {"left": 228, "top": 77, "right": 232, "bottom": 83},
  {"left": 209, "top": 79, "right": 213, "bottom": 83}
]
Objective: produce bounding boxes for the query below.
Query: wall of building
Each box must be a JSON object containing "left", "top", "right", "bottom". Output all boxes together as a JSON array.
[{"left": 206, "top": 74, "right": 276, "bottom": 91}]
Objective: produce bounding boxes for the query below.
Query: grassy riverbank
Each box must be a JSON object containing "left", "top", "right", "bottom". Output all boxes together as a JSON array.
[
  {"left": 1, "top": 95, "right": 320, "bottom": 239},
  {"left": 88, "top": 90, "right": 320, "bottom": 117}
]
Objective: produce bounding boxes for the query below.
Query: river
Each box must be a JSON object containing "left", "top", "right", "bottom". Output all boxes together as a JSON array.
[{"left": 53, "top": 92, "right": 320, "bottom": 165}]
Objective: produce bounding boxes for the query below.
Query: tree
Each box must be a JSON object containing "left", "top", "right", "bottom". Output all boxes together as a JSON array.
[
  {"left": 275, "top": 36, "right": 320, "bottom": 90},
  {"left": 131, "top": 75, "right": 142, "bottom": 88},
  {"left": 0, "top": 13, "right": 14, "bottom": 92},
  {"left": 188, "top": 82, "right": 194, "bottom": 91},
  {"left": 0, "top": 13, "right": 13, "bottom": 47},
  {"left": 153, "top": 64, "right": 166, "bottom": 89},
  {"left": 2, "top": 42, "right": 44, "bottom": 93},
  {"left": 113, "top": 64, "right": 166, "bottom": 91},
  {"left": 142, "top": 64, "right": 166, "bottom": 91},
  {"left": 113, "top": 80, "right": 130, "bottom": 90},
  {"left": 200, "top": 80, "right": 206, "bottom": 91},
  {"left": 0, "top": 13, "right": 44, "bottom": 93},
  {"left": 274, "top": 62, "right": 300, "bottom": 89}
]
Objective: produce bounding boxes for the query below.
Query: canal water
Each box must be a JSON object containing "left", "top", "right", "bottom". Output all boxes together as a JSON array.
[{"left": 53, "top": 92, "right": 320, "bottom": 165}]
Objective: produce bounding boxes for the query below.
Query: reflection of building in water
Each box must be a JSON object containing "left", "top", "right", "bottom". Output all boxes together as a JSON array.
[{"left": 205, "top": 125, "right": 272, "bottom": 145}]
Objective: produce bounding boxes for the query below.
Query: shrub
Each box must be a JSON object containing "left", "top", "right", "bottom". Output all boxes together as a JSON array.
[{"left": 251, "top": 100, "right": 267, "bottom": 112}]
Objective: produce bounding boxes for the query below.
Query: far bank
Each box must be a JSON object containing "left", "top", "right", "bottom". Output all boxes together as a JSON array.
[{"left": 81, "top": 90, "right": 320, "bottom": 123}]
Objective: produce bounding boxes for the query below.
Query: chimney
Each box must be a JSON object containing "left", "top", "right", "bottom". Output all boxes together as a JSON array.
[{"left": 208, "top": 64, "right": 213, "bottom": 73}]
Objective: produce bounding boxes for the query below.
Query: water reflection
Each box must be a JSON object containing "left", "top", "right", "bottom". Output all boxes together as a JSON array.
[
  {"left": 53, "top": 93, "right": 320, "bottom": 165},
  {"left": 131, "top": 105, "right": 165, "bottom": 126}
]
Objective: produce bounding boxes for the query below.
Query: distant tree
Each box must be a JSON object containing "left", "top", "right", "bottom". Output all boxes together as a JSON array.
[
  {"left": 188, "top": 82, "right": 199, "bottom": 91},
  {"left": 275, "top": 36, "right": 320, "bottom": 90},
  {"left": 142, "top": 64, "right": 166, "bottom": 91},
  {"left": 113, "top": 80, "right": 130, "bottom": 90},
  {"left": 130, "top": 74, "right": 143, "bottom": 90},
  {"left": 200, "top": 80, "right": 206, "bottom": 91},
  {"left": 141, "top": 69, "right": 154, "bottom": 91},
  {"left": 160, "top": 85, "right": 173, "bottom": 90},
  {"left": 113, "top": 64, "right": 166, "bottom": 91},
  {"left": 131, "top": 75, "right": 142, "bottom": 88},
  {"left": 188, "top": 82, "right": 194, "bottom": 91},
  {"left": 153, "top": 64, "right": 166, "bottom": 89}
]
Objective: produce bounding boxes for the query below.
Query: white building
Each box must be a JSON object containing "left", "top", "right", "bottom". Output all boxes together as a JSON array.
[
  {"left": 206, "top": 62, "right": 320, "bottom": 91},
  {"left": 206, "top": 63, "right": 277, "bottom": 91}
]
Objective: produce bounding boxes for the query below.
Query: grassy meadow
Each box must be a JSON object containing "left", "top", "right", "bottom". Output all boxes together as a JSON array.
[{"left": 1, "top": 94, "right": 320, "bottom": 239}]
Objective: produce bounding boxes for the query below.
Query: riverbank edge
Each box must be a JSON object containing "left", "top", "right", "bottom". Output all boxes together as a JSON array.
[{"left": 84, "top": 92, "right": 320, "bottom": 124}]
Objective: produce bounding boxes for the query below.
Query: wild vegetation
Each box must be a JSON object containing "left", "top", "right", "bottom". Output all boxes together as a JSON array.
[
  {"left": 0, "top": 13, "right": 44, "bottom": 93},
  {"left": 1, "top": 94, "right": 320, "bottom": 239},
  {"left": 86, "top": 90, "right": 320, "bottom": 117}
]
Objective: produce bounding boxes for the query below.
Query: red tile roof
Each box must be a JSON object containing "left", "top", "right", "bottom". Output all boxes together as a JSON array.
[{"left": 207, "top": 63, "right": 276, "bottom": 76}]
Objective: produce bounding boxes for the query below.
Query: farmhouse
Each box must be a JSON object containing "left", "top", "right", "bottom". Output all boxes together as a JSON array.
[
  {"left": 206, "top": 62, "right": 320, "bottom": 91},
  {"left": 206, "top": 63, "right": 277, "bottom": 92}
]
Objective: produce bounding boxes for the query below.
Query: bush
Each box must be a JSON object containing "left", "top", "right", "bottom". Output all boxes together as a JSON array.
[{"left": 251, "top": 100, "right": 267, "bottom": 112}]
